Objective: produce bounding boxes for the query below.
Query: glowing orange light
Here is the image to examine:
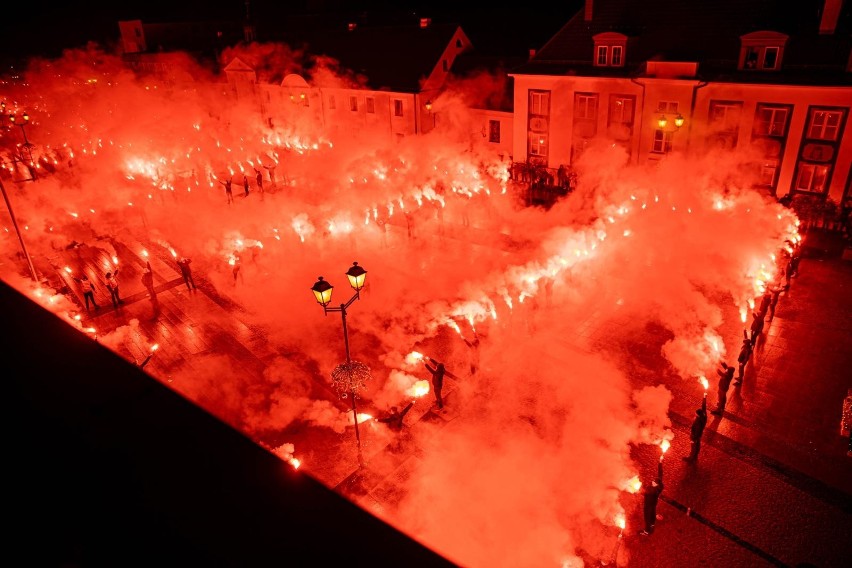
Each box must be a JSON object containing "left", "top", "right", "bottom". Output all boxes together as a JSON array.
[
  {"left": 699, "top": 376, "right": 709, "bottom": 391},
  {"left": 408, "top": 380, "right": 430, "bottom": 398},
  {"left": 405, "top": 351, "right": 425, "bottom": 365},
  {"left": 289, "top": 458, "right": 301, "bottom": 469},
  {"left": 660, "top": 439, "right": 671, "bottom": 454},
  {"left": 623, "top": 475, "right": 642, "bottom": 493}
]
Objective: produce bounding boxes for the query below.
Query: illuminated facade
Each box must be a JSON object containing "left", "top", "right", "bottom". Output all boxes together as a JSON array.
[{"left": 510, "top": 0, "right": 852, "bottom": 204}]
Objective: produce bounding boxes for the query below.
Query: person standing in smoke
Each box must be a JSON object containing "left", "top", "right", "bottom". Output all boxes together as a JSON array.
[
  {"left": 243, "top": 174, "right": 250, "bottom": 197},
  {"left": 463, "top": 333, "right": 481, "bottom": 376},
  {"left": 141, "top": 263, "right": 156, "bottom": 298},
  {"left": 734, "top": 331, "right": 753, "bottom": 386},
  {"left": 683, "top": 397, "right": 708, "bottom": 463},
  {"left": 639, "top": 461, "right": 664, "bottom": 535},
  {"left": 749, "top": 310, "right": 765, "bottom": 347},
  {"left": 711, "top": 362, "right": 735, "bottom": 416},
  {"left": 74, "top": 274, "right": 99, "bottom": 311},
  {"left": 231, "top": 252, "right": 243, "bottom": 285},
  {"left": 105, "top": 270, "right": 124, "bottom": 308},
  {"left": 757, "top": 289, "right": 773, "bottom": 319},
  {"left": 254, "top": 168, "right": 263, "bottom": 193},
  {"left": 177, "top": 257, "right": 196, "bottom": 291},
  {"left": 424, "top": 357, "right": 445, "bottom": 410},
  {"left": 219, "top": 177, "right": 233, "bottom": 204},
  {"left": 768, "top": 282, "right": 783, "bottom": 320}
]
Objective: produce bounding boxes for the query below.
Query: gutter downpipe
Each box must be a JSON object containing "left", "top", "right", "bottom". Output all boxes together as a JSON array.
[
  {"left": 685, "top": 79, "right": 709, "bottom": 155},
  {"left": 629, "top": 72, "right": 646, "bottom": 165}
]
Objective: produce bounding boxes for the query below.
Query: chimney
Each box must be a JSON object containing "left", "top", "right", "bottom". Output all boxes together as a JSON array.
[
  {"left": 819, "top": 0, "right": 843, "bottom": 34},
  {"left": 420, "top": 17, "right": 432, "bottom": 29},
  {"left": 585, "top": 0, "right": 594, "bottom": 22}
]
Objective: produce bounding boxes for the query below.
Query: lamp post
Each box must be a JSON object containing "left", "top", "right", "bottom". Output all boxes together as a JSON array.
[
  {"left": 8, "top": 111, "right": 37, "bottom": 181},
  {"left": 311, "top": 261, "right": 370, "bottom": 467}
]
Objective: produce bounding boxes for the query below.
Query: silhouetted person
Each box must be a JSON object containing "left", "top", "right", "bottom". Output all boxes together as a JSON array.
[
  {"left": 231, "top": 252, "right": 243, "bottom": 285},
  {"left": 768, "top": 283, "right": 783, "bottom": 320},
  {"left": 141, "top": 264, "right": 156, "bottom": 298},
  {"left": 177, "top": 257, "right": 196, "bottom": 291},
  {"left": 219, "top": 177, "right": 233, "bottom": 204},
  {"left": 757, "top": 290, "right": 772, "bottom": 319},
  {"left": 74, "top": 274, "right": 99, "bottom": 311},
  {"left": 683, "top": 397, "right": 708, "bottom": 463},
  {"left": 424, "top": 358, "right": 445, "bottom": 409},
  {"left": 464, "top": 333, "right": 481, "bottom": 375},
  {"left": 735, "top": 332, "right": 753, "bottom": 386},
  {"left": 749, "top": 311, "right": 765, "bottom": 347},
  {"left": 377, "top": 401, "right": 414, "bottom": 431},
  {"left": 243, "top": 174, "right": 250, "bottom": 196},
  {"left": 711, "top": 362, "right": 735, "bottom": 415},
  {"left": 639, "top": 461, "right": 664, "bottom": 536},
  {"left": 255, "top": 168, "right": 263, "bottom": 192}
]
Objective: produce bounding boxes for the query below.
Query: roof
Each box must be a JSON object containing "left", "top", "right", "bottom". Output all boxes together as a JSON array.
[
  {"left": 511, "top": 0, "right": 852, "bottom": 85},
  {"left": 274, "top": 22, "right": 466, "bottom": 92}
]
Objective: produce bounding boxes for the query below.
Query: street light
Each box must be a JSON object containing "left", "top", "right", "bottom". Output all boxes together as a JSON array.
[
  {"left": 8, "top": 111, "right": 36, "bottom": 180},
  {"left": 310, "top": 261, "right": 370, "bottom": 467}
]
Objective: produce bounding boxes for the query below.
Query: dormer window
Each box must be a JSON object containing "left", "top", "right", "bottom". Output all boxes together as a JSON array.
[
  {"left": 739, "top": 31, "right": 788, "bottom": 71},
  {"left": 593, "top": 32, "right": 627, "bottom": 67}
]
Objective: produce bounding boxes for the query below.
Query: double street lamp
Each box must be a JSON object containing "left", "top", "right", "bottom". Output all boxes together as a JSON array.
[{"left": 311, "top": 261, "right": 370, "bottom": 467}]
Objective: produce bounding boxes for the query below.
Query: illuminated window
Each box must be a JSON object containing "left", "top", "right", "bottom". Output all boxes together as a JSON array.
[
  {"left": 529, "top": 133, "right": 548, "bottom": 157},
  {"left": 393, "top": 99, "right": 403, "bottom": 117},
  {"left": 366, "top": 97, "right": 375, "bottom": 114},
  {"left": 349, "top": 96, "right": 358, "bottom": 112},
  {"left": 807, "top": 108, "right": 844, "bottom": 141}
]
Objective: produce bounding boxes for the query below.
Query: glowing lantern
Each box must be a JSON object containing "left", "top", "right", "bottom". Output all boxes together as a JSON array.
[
  {"left": 425, "top": 100, "right": 433, "bottom": 112},
  {"left": 674, "top": 113, "right": 685, "bottom": 128},
  {"left": 345, "top": 261, "right": 367, "bottom": 291},
  {"left": 657, "top": 115, "right": 668, "bottom": 129},
  {"left": 310, "top": 276, "right": 333, "bottom": 307}
]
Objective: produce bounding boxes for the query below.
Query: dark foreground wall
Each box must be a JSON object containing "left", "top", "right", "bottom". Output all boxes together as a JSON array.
[{"left": 3, "top": 280, "right": 455, "bottom": 567}]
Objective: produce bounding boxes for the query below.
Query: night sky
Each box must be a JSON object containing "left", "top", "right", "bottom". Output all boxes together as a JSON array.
[{"left": 1, "top": 1, "right": 582, "bottom": 67}]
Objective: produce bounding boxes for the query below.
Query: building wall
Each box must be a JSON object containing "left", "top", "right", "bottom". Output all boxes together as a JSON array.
[{"left": 512, "top": 74, "right": 852, "bottom": 203}]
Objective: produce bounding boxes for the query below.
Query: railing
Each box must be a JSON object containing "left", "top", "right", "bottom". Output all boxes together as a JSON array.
[{"left": 509, "top": 162, "right": 577, "bottom": 208}]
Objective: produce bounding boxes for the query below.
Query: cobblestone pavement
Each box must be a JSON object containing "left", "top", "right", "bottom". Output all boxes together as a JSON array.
[{"left": 37, "top": 225, "right": 852, "bottom": 567}]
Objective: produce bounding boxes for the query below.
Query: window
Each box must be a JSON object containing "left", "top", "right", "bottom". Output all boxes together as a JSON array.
[
  {"left": 763, "top": 47, "right": 779, "bottom": 70},
  {"left": 530, "top": 90, "right": 550, "bottom": 116},
  {"left": 529, "top": 133, "right": 548, "bottom": 157},
  {"left": 657, "top": 101, "right": 679, "bottom": 114},
  {"left": 349, "top": 96, "right": 358, "bottom": 112},
  {"left": 574, "top": 93, "right": 598, "bottom": 139},
  {"left": 593, "top": 32, "right": 628, "bottom": 67},
  {"left": 739, "top": 31, "right": 788, "bottom": 71},
  {"left": 794, "top": 163, "right": 829, "bottom": 193},
  {"left": 807, "top": 108, "right": 843, "bottom": 141},
  {"left": 708, "top": 100, "right": 743, "bottom": 149},
  {"left": 575, "top": 94, "right": 598, "bottom": 120},
  {"left": 366, "top": 97, "right": 375, "bottom": 114},
  {"left": 393, "top": 99, "right": 403, "bottom": 117},
  {"left": 753, "top": 105, "right": 789, "bottom": 137},
  {"left": 488, "top": 120, "right": 501, "bottom": 143},
  {"left": 608, "top": 95, "right": 635, "bottom": 140},
  {"left": 328, "top": 95, "right": 336, "bottom": 110},
  {"left": 611, "top": 46, "right": 623, "bottom": 66},
  {"left": 652, "top": 129, "right": 673, "bottom": 154}
]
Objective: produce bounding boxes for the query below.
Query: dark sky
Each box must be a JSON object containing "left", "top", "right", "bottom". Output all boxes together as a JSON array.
[{"left": 1, "top": 1, "right": 582, "bottom": 66}]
